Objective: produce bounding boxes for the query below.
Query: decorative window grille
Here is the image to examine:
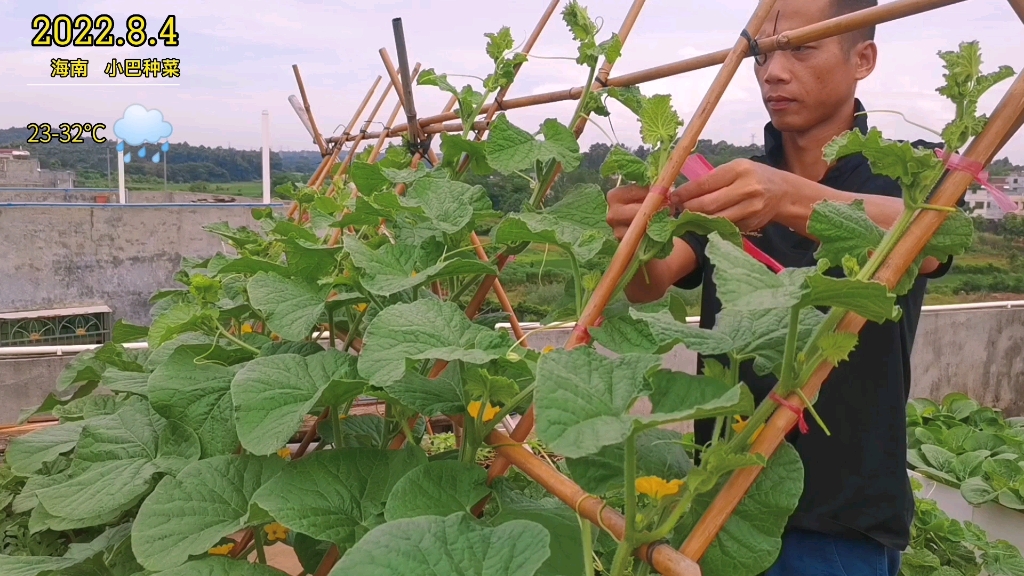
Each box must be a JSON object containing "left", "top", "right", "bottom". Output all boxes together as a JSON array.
[{"left": 0, "top": 306, "right": 112, "bottom": 347}]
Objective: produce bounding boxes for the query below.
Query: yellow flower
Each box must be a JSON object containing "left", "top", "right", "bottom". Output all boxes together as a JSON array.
[
  {"left": 355, "top": 303, "right": 368, "bottom": 313},
  {"left": 731, "top": 416, "right": 765, "bottom": 442},
  {"left": 241, "top": 324, "right": 253, "bottom": 334},
  {"left": 270, "top": 333, "right": 281, "bottom": 342},
  {"left": 635, "top": 476, "right": 684, "bottom": 499},
  {"left": 208, "top": 543, "right": 234, "bottom": 556},
  {"left": 467, "top": 401, "right": 501, "bottom": 422},
  {"left": 264, "top": 522, "right": 289, "bottom": 542},
  {"left": 338, "top": 414, "right": 347, "bottom": 420},
  {"left": 411, "top": 270, "right": 418, "bottom": 277},
  {"left": 277, "top": 447, "right": 291, "bottom": 460},
  {"left": 541, "top": 346, "right": 555, "bottom": 354}
]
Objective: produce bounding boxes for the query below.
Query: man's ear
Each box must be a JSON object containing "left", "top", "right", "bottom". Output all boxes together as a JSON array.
[{"left": 853, "top": 40, "right": 877, "bottom": 81}]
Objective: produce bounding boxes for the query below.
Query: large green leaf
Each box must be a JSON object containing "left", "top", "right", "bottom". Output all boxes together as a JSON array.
[
  {"left": 601, "top": 146, "right": 650, "bottom": 185},
  {"left": 705, "top": 234, "right": 805, "bottom": 311},
  {"left": 5, "top": 421, "right": 85, "bottom": 476},
  {"left": 148, "top": 345, "right": 240, "bottom": 458},
  {"left": 589, "top": 314, "right": 660, "bottom": 355},
  {"left": 74, "top": 397, "right": 159, "bottom": 463},
  {"left": 674, "top": 443, "right": 804, "bottom": 576},
  {"left": 402, "top": 177, "right": 491, "bottom": 233},
  {"left": 492, "top": 184, "right": 613, "bottom": 262},
  {"left": 798, "top": 275, "right": 900, "bottom": 323},
  {"left": 102, "top": 368, "right": 151, "bottom": 396},
  {"left": 485, "top": 114, "right": 581, "bottom": 174},
  {"left": 154, "top": 420, "right": 202, "bottom": 476},
  {"left": 381, "top": 366, "right": 466, "bottom": 417},
  {"left": 153, "top": 557, "right": 290, "bottom": 575},
  {"left": 232, "top": 351, "right": 363, "bottom": 455},
  {"left": 149, "top": 303, "right": 208, "bottom": 348},
  {"left": 132, "top": 455, "right": 285, "bottom": 571},
  {"left": 807, "top": 200, "right": 884, "bottom": 267},
  {"left": 36, "top": 458, "right": 159, "bottom": 523},
  {"left": 646, "top": 210, "right": 743, "bottom": 249},
  {"left": 567, "top": 428, "right": 692, "bottom": 495},
  {"left": 344, "top": 236, "right": 496, "bottom": 297},
  {"left": 534, "top": 347, "right": 660, "bottom": 458},
  {"left": 55, "top": 349, "right": 106, "bottom": 391},
  {"left": 384, "top": 460, "right": 490, "bottom": 521},
  {"left": 247, "top": 272, "right": 327, "bottom": 341},
  {"left": 329, "top": 512, "right": 550, "bottom": 576},
  {"left": 490, "top": 484, "right": 586, "bottom": 576},
  {"left": 824, "top": 128, "right": 944, "bottom": 206},
  {"left": 252, "top": 448, "right": 426, "bottom": 550},
  {"left": 359, "top": 299, "right": 504, "bottom": 386}
]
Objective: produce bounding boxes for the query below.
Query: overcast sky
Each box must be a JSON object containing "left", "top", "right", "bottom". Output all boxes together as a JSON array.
[{"left": 1, "top": 0, "right": 1022, "bottom": 162}]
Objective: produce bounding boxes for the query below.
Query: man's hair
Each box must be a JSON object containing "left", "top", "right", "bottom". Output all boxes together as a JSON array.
[{"left": 831, "top": 0, "right": 878, "bottom": 46}]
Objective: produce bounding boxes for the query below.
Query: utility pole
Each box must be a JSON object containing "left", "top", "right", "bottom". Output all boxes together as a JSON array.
[
  {"left": 163, "top": 149, "right": 167, "bottom": 190},
  {"left": 106, "top": 147, "right": 111, "bottom": 189}
]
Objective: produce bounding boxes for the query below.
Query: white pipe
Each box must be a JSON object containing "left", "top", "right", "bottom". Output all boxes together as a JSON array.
[
  {"left": 262, "top": 110, "right": 271, "bottom": 205},
  {"left": 117, "top": 149, "right": 126, "bottom": 204},
  {"left": 0, "top": 342, "right": 148, "bottom": 356}
]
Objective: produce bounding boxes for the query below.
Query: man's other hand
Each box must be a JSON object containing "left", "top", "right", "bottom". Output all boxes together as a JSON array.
[
  {"left": 607, "top": 184, "right": 650, "bottom": 240},
  {"left": 670, "top": 159, "right": 791, "bottom": 232}
]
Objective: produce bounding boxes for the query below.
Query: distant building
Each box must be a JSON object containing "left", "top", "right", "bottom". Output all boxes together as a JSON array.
[
  {"left": 963, "top": 172, "right": 1024, "bottom": 219},
  {"left": 0, "top": 149, "right": 76, "bottom": 188}
]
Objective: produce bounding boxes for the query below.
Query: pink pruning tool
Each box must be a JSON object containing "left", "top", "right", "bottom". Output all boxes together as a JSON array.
[{"left": 679, "top": 154, "right": 785, "bottom": 274}]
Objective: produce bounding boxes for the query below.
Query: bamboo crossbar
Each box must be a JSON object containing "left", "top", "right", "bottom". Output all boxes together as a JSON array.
[
  {"left": 679, "top": 67, "right": 1024, "bottom": 562},
  {"left": 327, "top": 0, "right": 966, "bottom": 144},
  {"left": 488, "top": 429, "right": 702, "bottom": 576},
  {"left": 292, "top": 64, "right": 328, "bottom": 156}
]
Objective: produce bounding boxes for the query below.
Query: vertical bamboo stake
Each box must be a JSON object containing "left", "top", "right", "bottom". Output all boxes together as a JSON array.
[
  {"left": 292, "top": 64, "right": 328, "bottom": 155},
  {"left": 485, "top": 0, "right": 650, "bottom": 483},
  {"left": 393, "top": 18, "right": 424, "bottom": 146},
  {"left": 680, "top": 70, "right": 1024, "bottom": 564}
]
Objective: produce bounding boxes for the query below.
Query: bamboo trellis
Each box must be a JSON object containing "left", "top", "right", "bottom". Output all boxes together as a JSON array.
[{"left": 283, "top": 1, "right": 1024, "bottom": 574}]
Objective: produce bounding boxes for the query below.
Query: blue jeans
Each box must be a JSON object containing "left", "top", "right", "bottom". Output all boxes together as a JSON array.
[{"left": 765, "top": 529, "right": 902, "bottom": 576}]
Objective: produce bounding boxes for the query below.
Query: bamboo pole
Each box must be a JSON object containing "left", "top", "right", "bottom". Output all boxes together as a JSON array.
[
  {"left": 1009, "top": 0, "right": 1024, "bottom": 24},
  {"left": 489, "top": 429, "right": 702, "bottom": 576},
  {"left": 292, "top": 64, "right": 328, "bottom": 155},
  {"left": 287, "top": 77, "right": 382, "bottom": 220},
  {"left": 338, "top": 0, "right": 965, "bottom": 142},
  {"left": 568, "top": 0, "right": 782, "bottom": 348},
  {"left": 680, "top": 70, "right": 1024, "bottom": 563},
  {"left": 392, "top": 19, "right": 425, "bottom": 145},
  {"left": 484, "top": 0, "right": 649, "bottom": 482},
  {"left": 320, "top": 74, "right": 383, "bottom": 186}
]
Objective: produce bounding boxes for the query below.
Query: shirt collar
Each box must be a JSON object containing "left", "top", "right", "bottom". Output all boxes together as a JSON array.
[{"left": 763, "top": 98, "right": 869, "bottom": 166}]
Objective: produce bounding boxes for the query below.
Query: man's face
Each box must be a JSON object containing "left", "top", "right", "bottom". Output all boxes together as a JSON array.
[{"left": 754, "top": 0, "right": 870, "bottom": 133}]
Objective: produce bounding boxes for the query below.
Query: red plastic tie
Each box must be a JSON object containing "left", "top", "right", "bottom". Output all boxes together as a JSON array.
[
  {"left": 679, "top": 154, "right": 785, "bottom": 274},
  {"left": 937, "top": 149, "right": 1018, "bottom": 214},
  {"left": 571, "top": 323, "right": 592, "bottom": 345},
  {"left": 769, "top": 391, "right": 810, "bottom": 434}
]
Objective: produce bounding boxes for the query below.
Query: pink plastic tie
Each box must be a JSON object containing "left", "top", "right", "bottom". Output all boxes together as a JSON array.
[
  {"left": 769, "top": 392, "right": 810, "bottom": 435},
  {"left": 937, "top": 149, "right": 1018, "bottom": 215},
  {"left": 679, "top": 154, "right": 785, "bottom": 274}
]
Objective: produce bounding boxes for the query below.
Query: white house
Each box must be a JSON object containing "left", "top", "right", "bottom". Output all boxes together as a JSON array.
[{"left": 963, "top": 172, "right": 1024, "bottom": 219}]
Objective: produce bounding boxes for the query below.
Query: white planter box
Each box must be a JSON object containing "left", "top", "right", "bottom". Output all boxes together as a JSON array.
[{"left": 910, "top": 470, "right": 1024, "bottom": 551}]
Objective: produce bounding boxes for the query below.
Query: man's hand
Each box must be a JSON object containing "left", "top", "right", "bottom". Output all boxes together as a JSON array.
[
  {"left": 606, "top": 184, "right": 649, "bottom": 240},
  {"left": 670, "top": 159, "right": 793, "bottom": 232}
]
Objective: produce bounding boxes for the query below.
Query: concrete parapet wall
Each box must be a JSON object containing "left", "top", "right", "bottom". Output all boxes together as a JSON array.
[{"left": 0, "top": 204, "right": 281, "bottom": 323}]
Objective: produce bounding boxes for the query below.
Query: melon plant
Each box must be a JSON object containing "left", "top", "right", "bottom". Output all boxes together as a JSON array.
[{"left": 0, "top": 5, "right": 1011, "bottom": 573}]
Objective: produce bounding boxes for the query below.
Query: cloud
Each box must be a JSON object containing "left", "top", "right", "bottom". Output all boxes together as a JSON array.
[{"left": 113, "top": 105, "right": 173, "bottom": 146}]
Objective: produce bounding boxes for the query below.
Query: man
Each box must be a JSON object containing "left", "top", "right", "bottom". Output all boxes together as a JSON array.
[{"left": 606, "top": 1, "right": 953, "bottom": 574}]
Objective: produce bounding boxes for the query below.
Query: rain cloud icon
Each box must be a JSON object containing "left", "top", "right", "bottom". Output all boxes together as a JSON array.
[{"left": 113, "top": 104, "right": 173, "bottom": 146}]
